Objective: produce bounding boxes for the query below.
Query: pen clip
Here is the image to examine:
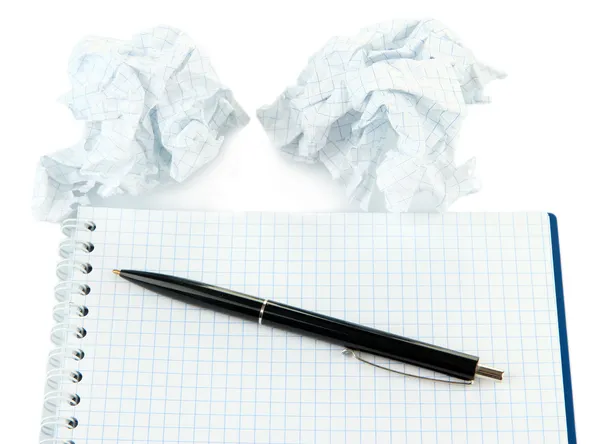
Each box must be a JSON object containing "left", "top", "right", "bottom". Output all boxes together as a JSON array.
[{"left": 342, "top": 348, "right": 473, "bottom": 385}]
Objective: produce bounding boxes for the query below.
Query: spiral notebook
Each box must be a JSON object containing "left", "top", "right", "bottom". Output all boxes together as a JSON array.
[{"left": 40, "top": 208, "right": 576, "bottom": 443}]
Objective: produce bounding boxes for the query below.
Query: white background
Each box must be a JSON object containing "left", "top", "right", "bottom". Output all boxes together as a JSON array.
[{"left": 0, "top": 1, "right": 597, "bottom": 442}]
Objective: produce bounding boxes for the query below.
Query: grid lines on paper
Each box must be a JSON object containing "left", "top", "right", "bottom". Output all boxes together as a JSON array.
[{"left": 58, "top": 208, "right": 570, "bottom": 443}]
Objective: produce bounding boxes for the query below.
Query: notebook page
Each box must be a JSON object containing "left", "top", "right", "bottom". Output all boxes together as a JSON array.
[{"left": 57, "top": 208, "right": 569, "bottom": 443}]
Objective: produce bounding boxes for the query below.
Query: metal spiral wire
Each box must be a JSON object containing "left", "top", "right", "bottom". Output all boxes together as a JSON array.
[{"left": 40, "top": 219, "right": 96, "bottom": 443}]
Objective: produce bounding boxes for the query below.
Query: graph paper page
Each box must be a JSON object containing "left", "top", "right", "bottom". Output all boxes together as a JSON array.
[{"left": 58, "top": 208, "right": 570, "bottom": 443}]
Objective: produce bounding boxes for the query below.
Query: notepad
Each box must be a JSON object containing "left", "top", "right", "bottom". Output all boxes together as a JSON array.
[{"left": 40, "top": 208, "right": 576, "bottom": 443}]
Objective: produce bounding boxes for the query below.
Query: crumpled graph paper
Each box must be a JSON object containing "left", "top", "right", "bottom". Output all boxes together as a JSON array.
[
  {"left": 257, "top": 19, "right": 505, "bottom": 212},
  {"left": 33, "top": 26, "right": 249, "bottom": 222}
]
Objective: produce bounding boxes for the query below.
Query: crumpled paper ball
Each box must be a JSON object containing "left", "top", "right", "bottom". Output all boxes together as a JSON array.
[
  {"left": 257, "top": 19, "right": 505, "bottom": 211},
  {"left": 33, "top": 25, "right": 249, "bottom": 222}
]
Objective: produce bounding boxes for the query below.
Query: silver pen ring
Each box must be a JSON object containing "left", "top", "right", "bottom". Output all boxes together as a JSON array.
[{"left": 258, "top": 299, "right": 269, "bottom": 325}]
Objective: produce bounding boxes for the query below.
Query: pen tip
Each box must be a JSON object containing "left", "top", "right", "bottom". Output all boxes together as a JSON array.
[{"left": 112, "top": 269, "right": 121, "bottom": 276}]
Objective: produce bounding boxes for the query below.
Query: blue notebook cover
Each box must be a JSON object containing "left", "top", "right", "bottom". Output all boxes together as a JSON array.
[{"left": 549, "top": 213, "right": 577, "bottom": 443}]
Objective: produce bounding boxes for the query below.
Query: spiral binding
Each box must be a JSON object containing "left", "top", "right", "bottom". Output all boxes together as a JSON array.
[{"left": 40, "top": 218, "right": 96, "bottom": 443}]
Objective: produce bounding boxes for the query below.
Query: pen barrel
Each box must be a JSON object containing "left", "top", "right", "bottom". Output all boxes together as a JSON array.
[
  {"left": 262, "top": 301, "right": 479, "bottom": 381},
  {"left": 117, "top": 270, "right": 267, "bottom": 321}
]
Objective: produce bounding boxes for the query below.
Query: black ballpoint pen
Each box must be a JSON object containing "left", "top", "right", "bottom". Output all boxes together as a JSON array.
[{"left": 113, "top": 269, "right": 503, "bottom": 382}]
